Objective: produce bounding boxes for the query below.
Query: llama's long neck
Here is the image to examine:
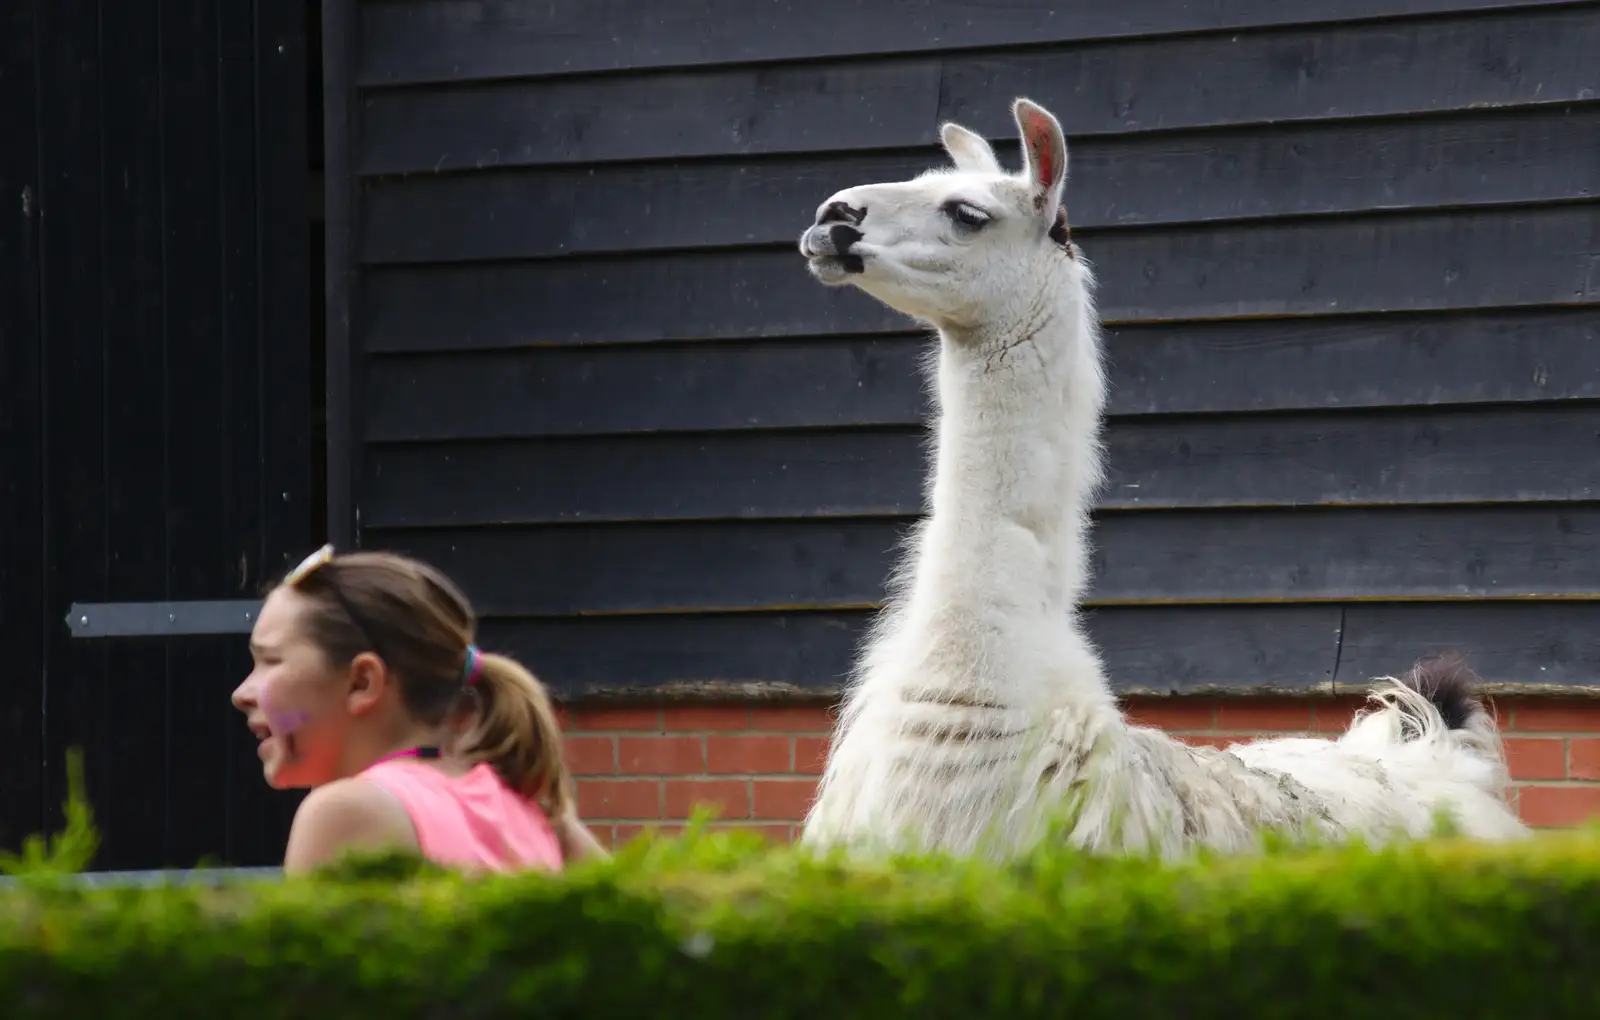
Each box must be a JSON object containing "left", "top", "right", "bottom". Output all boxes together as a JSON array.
[
  {"left": 803, "top": 265, "right": 1115, "bottom": 857},
  {"left": 869, "top": 269, "right": 1110, "bottom": 712}
]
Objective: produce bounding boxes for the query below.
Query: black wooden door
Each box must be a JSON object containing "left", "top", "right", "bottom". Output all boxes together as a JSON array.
[
  {"left": 0, "top": 0, "right": 315, "bottom": 870},
  {"left": 0, "top": 0, "right": 48, "bottom": 865}
]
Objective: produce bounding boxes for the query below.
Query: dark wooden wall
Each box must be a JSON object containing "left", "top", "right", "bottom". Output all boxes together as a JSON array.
[
  {"left": 332, "top": 0, "right": 1600, "bottom": 701},
  {"left": 0, "top": 0, "right": 313, "bottom": 868}
]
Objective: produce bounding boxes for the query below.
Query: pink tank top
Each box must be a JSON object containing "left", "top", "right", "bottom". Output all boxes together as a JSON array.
[{"left": 359, "top": 758, "right": 565, "bottom": 873}]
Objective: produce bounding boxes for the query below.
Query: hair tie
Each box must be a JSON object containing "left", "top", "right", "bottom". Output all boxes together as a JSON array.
[{"left": 461, "top": 644, "right": 484, "bottom": 688}]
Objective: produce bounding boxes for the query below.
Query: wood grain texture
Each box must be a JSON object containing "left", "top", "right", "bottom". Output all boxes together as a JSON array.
[
  {"left": 360, "top": 404, "right": 1600, "bottom": 527},
  {"left": 338, "top": 0, "right": 1600, "bottom": 697},
  {"left": 1335, "top": 602, "right": 1600, "bottom": 691},
  {"left": 98, "top": 0, "right": 174, "bottom": 871},
  {"left": 360, "top": 104, "right": 1600, "bottom": 262},
  {"left": 21, "top": 0, "right": 311, "bottom": 870},
  {"left": 477, "top": 606, "right": 1343, "bottom": 698},
  {"left": 472, "top": 601, "right": 1600, "bottom": 697},
  {"left": 35, "top": 0, "right": 115, "bottom": 867},
  {"left": 162, "top": 0, "right": 238, "bottom": 871},
  {"left": 324, "top": 0, "right": 361, "bottom": 552},
  {"left": 240, "top": 0, "right": 314, "bottom": 867},
  {"left": 355, "top": 0, "right": 1593, "bottom": 86},
  {"left": 1086, "top": 506, "right": 1600, "bottom": 605},
  {"left": 360, "top": 204, "right": 1600, "bottom": 352},
  {"left": 0, "top": 0, "right": 45, "bottom": 850},
  {"left": 363, "top": 430, "right": 931, "bottom": 526},
  {"left": 358, "top": 5, "right": 1600, "bottom": 171},
  {"left": 365, "top": 505, "right": 1600, "bottom": 616},
  {"left": 362, "top": 308, "right": 1600, "bottom": 438}
]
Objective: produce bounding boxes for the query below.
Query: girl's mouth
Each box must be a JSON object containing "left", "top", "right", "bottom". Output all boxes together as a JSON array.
[
  {"left": 255, "top": 729, "right": 301, "bottom": 765},
  {"left": 254, "top": 707, "right": 309, "bottom": 765}
]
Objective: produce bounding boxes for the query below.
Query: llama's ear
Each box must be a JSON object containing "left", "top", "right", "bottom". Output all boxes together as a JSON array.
[
  {"left": 1013, "top": 98, "right": 1068, "bottom": 217},
  {"left": 939, "top": 122, "right": 1002, "bottom": 175}
]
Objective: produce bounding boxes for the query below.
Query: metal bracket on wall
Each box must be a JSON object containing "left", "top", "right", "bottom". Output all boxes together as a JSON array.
[{"left": 65, "top": 600, "right": 264, "bottom": 638}]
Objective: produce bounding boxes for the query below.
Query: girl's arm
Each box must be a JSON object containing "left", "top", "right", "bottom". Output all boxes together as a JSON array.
[{"left": 554, "top": 809, "right": 611, "bottom": 864}]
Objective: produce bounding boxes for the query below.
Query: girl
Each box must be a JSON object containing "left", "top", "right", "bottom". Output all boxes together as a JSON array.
[{"left": 231, "top": 544, "right": 608, "bottom": 874}]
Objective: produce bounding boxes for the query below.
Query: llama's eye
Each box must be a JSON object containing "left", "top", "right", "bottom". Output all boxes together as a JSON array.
[{"left": 943, "top": 201, "right": 991, "bottom": 230}]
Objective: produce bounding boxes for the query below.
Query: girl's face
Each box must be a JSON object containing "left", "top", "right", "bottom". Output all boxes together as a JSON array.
[{"left": 232, "top": 587, "right": 358, "bottom": 789}]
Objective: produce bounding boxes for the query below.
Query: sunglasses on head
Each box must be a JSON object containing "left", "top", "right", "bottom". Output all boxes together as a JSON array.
[{"left": 284, "top": 543, "right": 335, "bottom": 587}]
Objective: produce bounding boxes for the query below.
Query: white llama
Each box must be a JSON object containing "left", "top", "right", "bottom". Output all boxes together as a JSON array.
[{"left": 795, "top": 97, "right": 1528, "bottom": 860}]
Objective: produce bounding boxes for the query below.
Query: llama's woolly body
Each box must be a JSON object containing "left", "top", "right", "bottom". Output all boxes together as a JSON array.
[
  {"left": 796, "top": 98, "right": 1527, "bottom": 861},
  {"left": 808, "top": 676, "right": 1523, "bottom": 859}
]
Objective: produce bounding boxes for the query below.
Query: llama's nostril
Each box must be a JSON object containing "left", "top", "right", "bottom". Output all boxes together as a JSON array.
[
  {"left": 829, "top": 224, "right": 864, "bottom": 253},
  {"left": 818, "top": 200, "right": 867, "bottom": 226}
]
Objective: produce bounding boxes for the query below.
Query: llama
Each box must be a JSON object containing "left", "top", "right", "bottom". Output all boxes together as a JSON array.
[{"left": 795, "top": 97, "right": 1528, "bottom": 861}]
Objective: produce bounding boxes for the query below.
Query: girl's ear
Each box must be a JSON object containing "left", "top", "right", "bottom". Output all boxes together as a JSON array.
[
  {"left": 346, "top": 651, "right": 390, "bottom": 716},
  {"left": 1013, "top": 97, "right": 1068, "bottom": 220}
]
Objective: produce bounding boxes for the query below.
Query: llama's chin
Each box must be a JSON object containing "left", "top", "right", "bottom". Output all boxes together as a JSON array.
[{"left": 806, "top": 254, "right": 864, "bottom": 285}]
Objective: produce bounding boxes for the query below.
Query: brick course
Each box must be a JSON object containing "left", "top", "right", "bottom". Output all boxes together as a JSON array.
[{"left": 561, "top": 696, "right": 1600, "bottom": 847}]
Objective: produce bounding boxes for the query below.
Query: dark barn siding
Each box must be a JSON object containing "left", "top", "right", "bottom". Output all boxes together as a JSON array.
[
  {"left": 0, "top": 0, "right": 312, "bottom": 868},
  {"left": 331, "top": 0, "right": 1600, "bottom": 700}
]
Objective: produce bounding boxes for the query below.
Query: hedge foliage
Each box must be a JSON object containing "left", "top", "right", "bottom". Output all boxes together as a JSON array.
[{"left": 3, "top": 816, "right": 1600, "bottom": 1020}]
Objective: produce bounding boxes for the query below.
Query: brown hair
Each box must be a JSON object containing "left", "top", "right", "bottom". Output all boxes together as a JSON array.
[{"left": 277, "top": 548, "right": 572, "bottom": 818}]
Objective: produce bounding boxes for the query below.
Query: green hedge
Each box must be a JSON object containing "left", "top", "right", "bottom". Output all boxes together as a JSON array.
[{"left": 3, "top": 823, "right": 1600, "bottom": 1019}]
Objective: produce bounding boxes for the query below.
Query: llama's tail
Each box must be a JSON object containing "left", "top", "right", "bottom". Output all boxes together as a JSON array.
[
  {"left": 1340, "top": 653, "right": 1508, "bottom": 777},
  {"left": 1388, "top": 653, "right": 1489, "bottom": 737}
]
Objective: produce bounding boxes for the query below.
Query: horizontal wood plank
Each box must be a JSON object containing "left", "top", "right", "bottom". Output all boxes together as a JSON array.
[
  {"left": 358, "top": 0, "right": 1590, "bottom": 85},
  {"left": 363, "top": 309, "right": 1600, "bottom": 436},
  {"left": 470, "top": 601, "right": 1600, "bottom": 697},
  {"left": 361, "top": 204, "right": 1600, "bottom": 352},
  {"left": 1103, "top": 309, "right": 1600, "bottom": 417},
  {"left": 1103, "top": 406, "right": 1600, "bottom": 510},
  {"left": 1334, "top": 602, "right": 1600, "bottom": 691},
  {"left": 936, "top": 5, "right": 1600, "bottom": 138},
  {"left": 360, "top": 104, "right": 1600, "bottom": 263},
  {"left": 477, "top": 606, "right": 1342, "bottom": 698},
  {"left": 360, "top": 404, "right": 1600, "bottom": 526},
  {"left": 1087, "top": 506, "right": 1600, "bottom": 605},
  {"left": 363, "top": 337, "right": 931, "bottom": 438},
  {"left": 358, "top": 57, "right": 945, "bottom": 176},
  {"left": 358, "top": 6, "right": 1600, "bottom": 171},
  {"left": 362, "top": 430, "right": 930, "bottom": 526},
  {"left": 364, "top": 506, "right": 1600, "bottom": 616}
]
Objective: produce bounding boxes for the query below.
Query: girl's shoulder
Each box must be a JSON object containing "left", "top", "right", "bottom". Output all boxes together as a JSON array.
[{"left": 283, "top": 775, "right": 419, "bottom": 874}]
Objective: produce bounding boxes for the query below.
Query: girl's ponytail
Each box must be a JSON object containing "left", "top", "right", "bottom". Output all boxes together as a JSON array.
[{"left": 456, "top": 651, "right": 573, "bottom": 820}]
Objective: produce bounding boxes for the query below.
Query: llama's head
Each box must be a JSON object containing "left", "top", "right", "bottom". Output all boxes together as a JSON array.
[{"left": 799, "top": 97, "right": 1082, "bottom": 335}]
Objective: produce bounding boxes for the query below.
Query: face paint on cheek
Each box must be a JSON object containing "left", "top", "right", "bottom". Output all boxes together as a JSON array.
[{"left": 260, "top": 683, "right": 311, "bottom": 763}]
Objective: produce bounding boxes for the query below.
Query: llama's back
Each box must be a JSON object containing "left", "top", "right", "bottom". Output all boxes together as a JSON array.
[
  {"left": 1050, "top": 656, "right": 1526, "bottom": 858},
  {"left": 1227, "top": 729, "right": 1525, "bottom": 842},
  {"left": 1061, "top": 716, "right": 1523, "bottom": 859},
  {"left": 1229, "top": 657, "right": 1526, "bottom": 842}
]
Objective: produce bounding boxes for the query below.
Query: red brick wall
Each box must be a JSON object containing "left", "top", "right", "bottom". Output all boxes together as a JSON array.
[{"left": 561, "top": 696, "right": 1600, "bottom": 846}]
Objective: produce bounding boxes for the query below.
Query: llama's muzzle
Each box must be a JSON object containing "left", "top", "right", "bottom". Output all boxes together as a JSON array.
[{"left": 800, "top": 223, "right": 866, "bottom": 275}]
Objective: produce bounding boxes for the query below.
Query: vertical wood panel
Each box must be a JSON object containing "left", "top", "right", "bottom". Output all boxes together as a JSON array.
[
  {"left": 0, "top": 0, "right": 45, "bottom": 852},
  {"left": 161, "top": 0, "right": 236, "bottom": 868},
  {"left": 98, "top": 0, "right": 170, "bottom": 870},
  {"left": 36, "top": 0, "right": 112, "bottom": 847},
  {"left": 216, "top": 0, "right": 268, "bottom": 867},
  {"left": 241, "top": 0, "right": 315, "bottom": 864},
  {"left": 322, "top": 0, "right": 360, "bottom": 551}
]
